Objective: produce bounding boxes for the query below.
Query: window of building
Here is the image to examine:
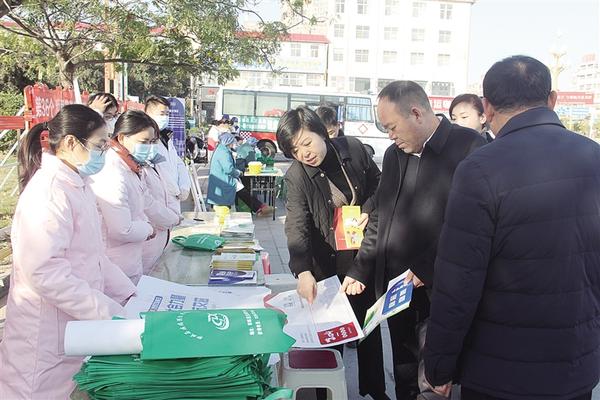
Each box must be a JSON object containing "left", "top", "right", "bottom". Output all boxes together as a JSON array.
[
  {"left": 310, "top": 44, "right": 319, "bottom": 58},
  {"left": 410, "top": 52, "right": 424, "bottom": 65},
  {"left": 357, "top": 0, "right": 368, "bottom": 15},
  {"left": 333, "top": 48, "right": 344, "bottom": 62},
  {"left": 290, "top": 43, "right": 301, "bottom": 57},
  {"left": 335, "top": 0, "right": 345, "bottom": 13},
  {"left": 385, "top": 0, "right": 399, "bottom": 15},
  {"left": 334, "top": 24, "right": 344, "bottom": 38},
  {"left": 437, "top": 53, "right": 451, "bottom": 66},
  {"left": 411, "top": 28, "right": 425, "bottom": 42},
  {"left": 279, "top": 73, "right": 303, "bottom": 88},
  {"left": 412, "top": 1, "right": 426, "bottom": 18},
  {"left": 439, "top": 30, "right": 451, "bottom": 43},
  {"left": 440, "top": 4, "right": 452, "bottom": 19},
  {"left": 383, "top": 51, "right": 398, "bottom": 64},
  {"left": 306, "top": 74, "right": 323, "bottom": 87},
  {"left": 378, "top": 79, "right": 395, "bottom": 91},
  {"left": 384, "top": 27, "right": 398, "bottom": 40},
  {"left": 355, "top": 49, "right": 369, "bottom": 63},
  {"left": 329, "top": 76, "right": 345, "bottom": 90},
  {"left": 431, "top": 81, "right": 454, "bottom": 96},
  {"left": 356, "top": 25, "right": 370, "bottom": 39}
]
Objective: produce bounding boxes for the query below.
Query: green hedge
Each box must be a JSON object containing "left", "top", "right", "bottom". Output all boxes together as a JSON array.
[{"left": 0, "top": 91, "right": 24, "bottom": 153}]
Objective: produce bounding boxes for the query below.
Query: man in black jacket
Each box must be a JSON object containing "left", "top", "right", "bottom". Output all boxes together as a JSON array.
[
  {"left": 342, "top": 81, "right": 486, "bottom": 399},
  {"left": 423, "top": 55, "right": 600, "bottom": 399}
]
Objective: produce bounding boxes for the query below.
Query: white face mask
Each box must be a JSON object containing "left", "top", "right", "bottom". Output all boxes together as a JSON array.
[
  {"left": 105, "top": 118, "right": 117, "bottom": 134},
  {"left": 153, "top": 115, "right": 169, "bottom": 131}
]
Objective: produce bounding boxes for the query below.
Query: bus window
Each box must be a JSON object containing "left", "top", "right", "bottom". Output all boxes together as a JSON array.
[
  {"left": 223, "top": 91, "right": 254, "bottom": 116},
  {"left": 256, "top": 92, "right": 288, "bottom": 117},
  {"left": 290, "top": 94, "right": 321, "bottom": 110},
  {"left": 346, "top": 96, "right": 373, "bottom": 122},
  {"left": 346, "top": 105, "right": 373, "bottom": 122},
  {"left": 323, "top": 96, "right": 345, "bottom": 106}
]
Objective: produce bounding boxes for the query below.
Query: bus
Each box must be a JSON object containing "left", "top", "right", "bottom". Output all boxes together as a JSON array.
[{"left": 215, "top": 88, "right": 390, "bottom": 159}]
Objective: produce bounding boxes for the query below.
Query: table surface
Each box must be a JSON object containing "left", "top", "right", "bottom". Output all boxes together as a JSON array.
[
  {"left": 244, "top": 167, "right": 284, "bottom": 177},
  {"left": 147, "top": 212, "right": 265, "bottom": 286}
]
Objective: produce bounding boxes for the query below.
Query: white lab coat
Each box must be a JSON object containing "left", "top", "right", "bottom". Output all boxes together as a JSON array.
[
  {"left": 0, "top": 153, "right": 135, "bottom": 399},
  {"left": 90, "top": 148, "right": 153, "bottom": 283},
  {"left": 154, "top": 136, "right": 191, "bottom": 214},
  {"left": 141, "top": 165, "right": 180, "bottom": 273}
]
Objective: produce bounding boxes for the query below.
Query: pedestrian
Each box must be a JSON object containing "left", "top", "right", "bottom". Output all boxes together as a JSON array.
[
  {"left": 341, "top": 81, "right": 486, "bottom": 399},
  {"left": 277, "top": 106, "right": 388, "bottom": 400},
  {"left": 207, "top": 132, "right": 272, "bottom": 216},
  {"left": 0, "top": 105, "right": 135, "bottom": 399},
  {"left": 424, "top": 55, "right": 600, "bottom": 400},
  {"left": 145, "top": 95, "right": 191, "bottom": 213},
  {"left": 316, "top": 105, "right": 344, "bottom": 138},
  {"left": 90, "top": 110, "right": 158, "bottom": 283},
  {"left": 449, "top": 93, "right": 494, "bottom": 142}
]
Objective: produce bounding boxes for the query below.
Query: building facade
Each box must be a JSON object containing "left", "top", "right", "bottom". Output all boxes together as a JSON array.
[{"left": 283, "top": 0, "right": 476, "bottom": 96}]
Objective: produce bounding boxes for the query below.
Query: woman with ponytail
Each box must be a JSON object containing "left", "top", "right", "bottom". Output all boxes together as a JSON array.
[
  {"left": 0, "top": 104, "right": 136, "bottom": 399},
  {"left": 90, "top": 110, "right": 160, "bottom": 283}
]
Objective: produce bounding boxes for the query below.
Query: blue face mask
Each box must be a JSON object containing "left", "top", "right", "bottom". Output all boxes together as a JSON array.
[
  {"left": 146, "top": 144, "right": 159, "bottom": 163},
  {"left": 77, "top": 150, "right": 106, "bottom": 176},
  {"left": 153, "top": 115, "right": 169, "bottom": 131},
  {"left": 131, "top": 143, "right": 152, "bottom": 163}
]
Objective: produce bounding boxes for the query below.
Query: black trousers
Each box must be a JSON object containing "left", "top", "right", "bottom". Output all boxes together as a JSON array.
[
  {"left": 462, "top": 388, "right": 592, "bottom": 400},
  {"left": 316, "top": 276, "right": 388, "bottom": 400},
  {"left": 236, "top": 177, "right": 263, "bottom": 212},
  {"left": 387, "top": 287, "right": 430, "bottom": 400}
]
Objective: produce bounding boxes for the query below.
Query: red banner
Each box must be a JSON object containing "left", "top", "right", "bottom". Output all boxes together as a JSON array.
[
  {"left": 557, "top": 92, "right": 594, "bottom": 105},
  {"left": 23, "top": 84, "right": 90, "bottom": 126},
  {"left": 429, "top": 96, "right": 454, "bottom": 113}
]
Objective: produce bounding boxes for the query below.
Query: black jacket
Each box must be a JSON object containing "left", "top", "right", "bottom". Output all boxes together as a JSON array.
[
  {"left": 424, "top": 107, "right": 600, "bottom": 399},
  {"left": 284, "top": 136, "right": 381, "bottom": 280},
  {"left": 347, "top": 116, "right": 486, "bottom": 295}
]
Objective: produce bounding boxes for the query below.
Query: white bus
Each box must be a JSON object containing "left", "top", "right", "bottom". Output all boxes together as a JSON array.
[{"left": 215, "top": 88, "right": 391, "bottom": 158}]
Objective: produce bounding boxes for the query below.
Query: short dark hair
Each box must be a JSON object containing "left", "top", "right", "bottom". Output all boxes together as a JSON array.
[
  {"left": 378, "top": 81, "right": 432, "bottom": 115},
  {"left": 113, "top": 110, "right": 159, "bottom": 140},
  {"left": 449, "top": 94, "right": 484, "bottom": 116},
  {"left": 483, "top": 55, "right": 552, "bottom": 112},
  {"left": 315, "top": 105, "right": 338, "bottom": 126},
  {"left": 88, "top": 92, "right": 119, "bottom": 112},
  {"left": 144, "top": 95, "right": 170, "bottom": 112},
  {"left": 276, "top": 106, "right": 329, "bottom": 159}
]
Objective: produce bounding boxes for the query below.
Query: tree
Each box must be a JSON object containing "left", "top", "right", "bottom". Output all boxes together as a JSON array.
[{"left": 0, "top": 0, "right": 313, "bottom": 88}]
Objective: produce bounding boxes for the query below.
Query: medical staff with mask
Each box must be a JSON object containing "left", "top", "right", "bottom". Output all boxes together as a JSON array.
[
  {"left": 144, "top": 95, "right": 191, "bottom": 214},
  {"left": 0, "top": 105, "right": 136, "bottom": 399},
  {"left": 90, "top": 110, "right": 159, "bottom": 283},
  {"left": 88, "top": 92, "right": 120, "bottom": 134},
  {"left": 112, "top": 111, "right": 181, "bottom": 274}
]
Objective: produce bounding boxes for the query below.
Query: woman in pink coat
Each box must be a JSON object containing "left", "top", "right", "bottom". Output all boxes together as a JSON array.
[
  {"left": 90, "top": 111, "right": 159, "bottom": 284},
  {"left": 114, "top": 111, "right": 181, "bottom": 274},
  {"left": 0, "top": 105, "right": 136, "bottom": 399}
]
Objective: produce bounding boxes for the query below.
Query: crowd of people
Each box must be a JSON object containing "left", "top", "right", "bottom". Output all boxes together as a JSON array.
[
  {"left": 0, "top": 94, "right": 192, "bottom": 398},
  {"left": 279, "top": 55, "right": 600, "bottom": 400},
  {"left": 0, "top": 54, "right": 598, "bottom": 400}
]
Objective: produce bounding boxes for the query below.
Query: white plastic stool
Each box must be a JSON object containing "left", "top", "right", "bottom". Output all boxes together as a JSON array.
[{"left": 280, "top": 349, "right": 348, "bottom": 400}]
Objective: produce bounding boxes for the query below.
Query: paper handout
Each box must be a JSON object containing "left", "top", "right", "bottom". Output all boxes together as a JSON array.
[
  {"left": 265, "top": 276, "right": 364, "bottom": 348},
  {"left": 362, "top": 270, "right": 414, "bottom": 339},
  {"left": 124, "top": 276, "right": 270, "bottom": 319}
]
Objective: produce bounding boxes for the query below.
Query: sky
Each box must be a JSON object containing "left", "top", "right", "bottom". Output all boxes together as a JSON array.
[
  {"left": 248, "top": 0, "right": 599, "bottom": 90},
  {"left": 469, "top": 0, "right": 598, "bottom": 89}
]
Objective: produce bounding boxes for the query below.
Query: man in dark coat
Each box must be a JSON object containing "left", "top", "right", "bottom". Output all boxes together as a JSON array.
[
  {"left": 423, "top": 55, "right": 600, "bottom": 399},
  {"left": 342, "top": 81, "right": 486, "bottom": 399}
]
